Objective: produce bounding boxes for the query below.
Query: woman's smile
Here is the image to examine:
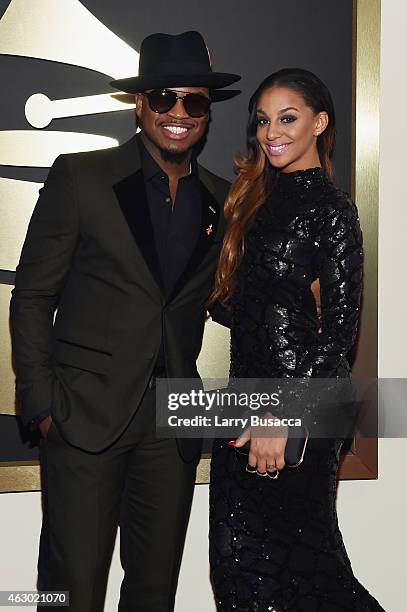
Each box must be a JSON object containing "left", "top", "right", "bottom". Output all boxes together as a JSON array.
[{"left": 265, "top": 142, "right": 292, "bottom": 156}]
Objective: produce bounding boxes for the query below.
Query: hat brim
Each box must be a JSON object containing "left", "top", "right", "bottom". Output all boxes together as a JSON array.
[
  {"left": 210, "top": 89, "right": 241, "bottom": 102},
  {"left": 111, "top": 89, "right": 241, "bottom": 106},
  {"left": 110, "top": 72, "right": 241, "bottom": 94}
]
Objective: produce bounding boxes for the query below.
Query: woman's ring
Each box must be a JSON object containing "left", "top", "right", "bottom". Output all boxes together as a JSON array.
[{"left": 256, "top": 470, "right": 268, "bottom": 477}]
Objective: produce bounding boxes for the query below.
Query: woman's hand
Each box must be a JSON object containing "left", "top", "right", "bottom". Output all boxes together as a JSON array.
[{"left": 234, "top": 411, "right": 288, "bottom": 474}]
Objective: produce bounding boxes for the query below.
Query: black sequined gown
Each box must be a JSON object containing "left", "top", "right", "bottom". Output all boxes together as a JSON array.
[{"left": 209, "top": 168, "right": 384, "bottom": 611}]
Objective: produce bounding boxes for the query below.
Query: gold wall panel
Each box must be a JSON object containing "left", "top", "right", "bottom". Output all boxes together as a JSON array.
[
  {"left": 195, "top": 316, "right": 229, "bottom": 484},
  {"left": 196, "top": 318, "right": 230, "bottom": 380},
  {"left": 0, "top": 462, "right": 40, "bottom": 493},
  {"left": 0, "top": 284, "right": 15, "bottom": 415},
  {"left": 352, "top": 0, "right": 380, "bottom": 378},
  {"left": 0, "top": 178, "right": 41, "bottom": 271}
]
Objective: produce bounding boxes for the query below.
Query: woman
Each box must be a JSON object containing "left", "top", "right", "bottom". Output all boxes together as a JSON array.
[{"left": 209, "top": 69, "right": 384, "bottom": 611}]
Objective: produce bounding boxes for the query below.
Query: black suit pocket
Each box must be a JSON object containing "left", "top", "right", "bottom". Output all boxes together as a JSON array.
[{"left": 53, "top": 339, "right": 112, "bottom": 374}]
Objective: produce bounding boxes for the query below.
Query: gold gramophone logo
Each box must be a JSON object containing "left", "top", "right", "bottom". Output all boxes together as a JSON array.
[{"left": 0, "top": 0, "right": 139, "bottom": 414}]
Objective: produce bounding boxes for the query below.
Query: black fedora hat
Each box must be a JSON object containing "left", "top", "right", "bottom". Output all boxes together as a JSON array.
[{"left": 110, "top": 31, "right": 241, "bottom": 99}]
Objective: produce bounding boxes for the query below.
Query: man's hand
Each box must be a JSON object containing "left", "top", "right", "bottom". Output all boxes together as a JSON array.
[
  {"left": 234, "top": 411, "right": 288, "bottom": 474},
  {"left": 39, "top": 415, "right": 52, "bottom": 439}
]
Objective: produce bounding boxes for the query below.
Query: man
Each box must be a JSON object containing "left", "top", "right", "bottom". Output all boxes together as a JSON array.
[{"left": 10, "top": 31, "right": 239, "bottom": 612}]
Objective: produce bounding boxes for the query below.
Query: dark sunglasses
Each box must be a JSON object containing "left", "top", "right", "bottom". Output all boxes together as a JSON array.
[{"left": 143, "top": 89, "right": 211, "bottom": 118}]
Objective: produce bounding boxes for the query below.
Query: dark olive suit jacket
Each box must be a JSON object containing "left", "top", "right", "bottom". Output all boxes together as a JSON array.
[{"left": 10, "top": 135, "right": 230, "bottom": 461}]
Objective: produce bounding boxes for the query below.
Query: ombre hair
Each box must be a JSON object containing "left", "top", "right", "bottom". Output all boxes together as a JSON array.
[{"left": 210, "top": 68, "right": 336, "bottom": 305}]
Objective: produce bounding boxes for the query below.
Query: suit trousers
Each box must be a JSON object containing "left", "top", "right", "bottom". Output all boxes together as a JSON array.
[{"left": 37, "top": 381, "right": 197, "bottom": 612}]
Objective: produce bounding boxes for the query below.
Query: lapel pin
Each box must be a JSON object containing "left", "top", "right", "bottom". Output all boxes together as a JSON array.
[
  {"left": 209, "top": 205, "right": 216, "bottom": 214},
  {"left": 206, "top": 224, "right": 213, "bottom": 236}
]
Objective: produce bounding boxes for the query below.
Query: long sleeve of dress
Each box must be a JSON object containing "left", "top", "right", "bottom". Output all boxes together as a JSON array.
[
  {"left": 229, "top": 169, "right": 364, "bottom": 427},
  {"left": 295, "top": 193, "right": 363, "bottom": 378}
]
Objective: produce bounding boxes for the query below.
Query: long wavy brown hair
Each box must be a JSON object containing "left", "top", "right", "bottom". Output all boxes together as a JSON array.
[{"left": 210, "top": 68, "right": 337, "bottom": 306}]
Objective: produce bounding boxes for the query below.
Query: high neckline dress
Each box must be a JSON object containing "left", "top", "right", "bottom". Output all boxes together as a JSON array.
[{"left": 209, "top": 168, "right": 385, "bottom": 611}]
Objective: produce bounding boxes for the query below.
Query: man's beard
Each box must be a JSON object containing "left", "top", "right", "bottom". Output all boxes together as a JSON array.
[{"left": 158, "top": 145, "right": 190, "bottom": 164}]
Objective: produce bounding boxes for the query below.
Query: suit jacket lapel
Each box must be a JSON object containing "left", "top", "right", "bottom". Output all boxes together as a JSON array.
[
  {"left": 109, "top": 135, "right": 164, "bottom": 296},
  {"left": 113, "top": 169, "right": 163, "bottom": 292},
  {"left": 168, "top": 172, "right": 221, "bottom": 302}
]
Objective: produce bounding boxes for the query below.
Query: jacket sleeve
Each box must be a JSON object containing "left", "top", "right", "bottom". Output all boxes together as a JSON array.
[
  {"left": 10, "top": 155, "right": 79, "bottom": 427},
  {"left": 296, "top": 194, "right": 363, "bottom": 378}
]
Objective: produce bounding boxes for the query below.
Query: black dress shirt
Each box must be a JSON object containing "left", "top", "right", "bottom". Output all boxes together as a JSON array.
[{"left": 138, "top": 139, "right": 202, "bottom": 298}]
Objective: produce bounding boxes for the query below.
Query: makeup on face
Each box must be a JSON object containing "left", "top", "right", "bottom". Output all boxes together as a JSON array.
[{"left": 256, "top": 87, "right": 324, "bottom": 173}]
